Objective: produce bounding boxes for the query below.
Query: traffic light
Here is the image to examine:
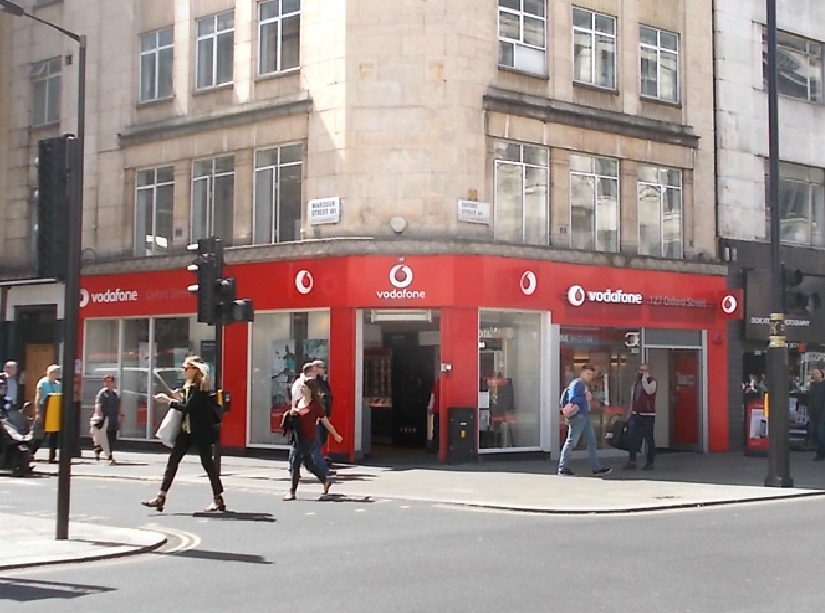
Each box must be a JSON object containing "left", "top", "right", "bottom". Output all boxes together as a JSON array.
[
  {"left": 187, "top": 237, "right": 223, "bottom": 324},
  {"left": 215, "top": 277, "right": 254, "bottom": 324},
  {"left": 36, "top": 136, "right": 76, "bottom": 280},
  {"left": 783, "top": 266, "right": 819, "bottom": 314}
]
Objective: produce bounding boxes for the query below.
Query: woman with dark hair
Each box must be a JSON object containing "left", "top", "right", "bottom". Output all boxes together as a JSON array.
[
  {"left": 141, "top": 356, "right": 225, "bottom": 512},
  {"left": 283, "top": 378, "right": 343, "bottom": 501},
  {"left": 93, "top": 374, "right": 121, "bottom": 464}
]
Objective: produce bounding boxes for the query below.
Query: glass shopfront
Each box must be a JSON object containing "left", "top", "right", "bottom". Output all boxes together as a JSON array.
[
  {"left": 248, "top": 310, "right": 330, "bottom": 446},
  {"left": 478, "top": 310, "right": 543, "bottom": 450},
  {"left": 82, "top": 317, "right": 214, "bottom": 440},
  {"left": 559, "top": 326, "right": 641, "bottom": 450}
]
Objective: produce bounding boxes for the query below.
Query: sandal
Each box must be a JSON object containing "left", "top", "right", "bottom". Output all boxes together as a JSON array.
[
  {"left": 141, "top": 494, "right": 166, "bottom": 512},
  {"left": 204, "top": 495, "right": 227, "bottom": 512},
  {"left": 283, "top": 490, "right": 296, "bottom": 501}
]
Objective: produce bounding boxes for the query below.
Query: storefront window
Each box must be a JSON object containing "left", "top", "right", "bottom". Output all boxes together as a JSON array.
[
  {"left": 559, "top": 327, "right": 641, "bottom": 450},
  {"left": 478, "top": 310, "right": 542, "bottom": 450},
  {"left": 249, "top": 311, "right": 330, "bottom": 446}
]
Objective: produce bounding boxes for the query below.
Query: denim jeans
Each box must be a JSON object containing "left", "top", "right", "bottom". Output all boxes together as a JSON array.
[
  {"left": 812, "top": 416, "right": 825, "bottom": 458},
  {"left": 559, "top": 413, "right": 603, "bottom": 472},
  {"left": 628, "top": 415, "right": 656, "bottom": 465},
  {"left": 312, "top": 423, "right": 329, "bottom": 473},
  {"left": 289, "top": 438, "right": 328, "bottom": 491}
]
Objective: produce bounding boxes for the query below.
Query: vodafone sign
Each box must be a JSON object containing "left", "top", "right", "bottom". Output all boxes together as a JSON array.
[
  {"left": 377, "top": 264, "right": 425, "bottom": 300},
  {"left": 79, "top": 287, "right": 138, "bottom": 308},
  {"left": 567, "top": 285, "right": 643, "bottom": 307}
]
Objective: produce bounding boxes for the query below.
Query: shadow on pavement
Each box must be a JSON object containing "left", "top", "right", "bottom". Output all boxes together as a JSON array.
[
  {"left": 318, "top": 494, "right": 373, "bottom": 503},
  {"left": 162, "top": 548, "right": 271, "bottom": 564},
  {"left": 0, "top": 577, "right": 114, "bottom": 602},
  {"left": 169, "top": 511, "right": 278, "bottom": 523}
]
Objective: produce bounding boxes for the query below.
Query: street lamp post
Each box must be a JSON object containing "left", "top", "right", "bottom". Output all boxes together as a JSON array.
[
  {"left": 1, "top": 0, "right": 87, "bottom": 535},
  {"left": 764, "top": 0, "right": 793, "bottom": 487}
]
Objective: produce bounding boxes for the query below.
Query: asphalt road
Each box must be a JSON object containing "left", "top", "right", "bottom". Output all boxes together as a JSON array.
[{"left": 1, "top": 473, "right": 823, "bottom": 613}]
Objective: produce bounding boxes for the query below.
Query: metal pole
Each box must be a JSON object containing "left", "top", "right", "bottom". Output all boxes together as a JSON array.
[
  {"left": 56, "top": 35, "right": 86, "bottom": 539},
  {"left": 212, "top": 319, "right": 223, "bottom": 475},
  {"left": 764, "top": 0, "right": 793, "bottom": 488}
]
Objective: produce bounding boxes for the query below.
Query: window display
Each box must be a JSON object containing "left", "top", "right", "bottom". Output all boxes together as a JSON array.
[
  {"left": 559, "top": 327, "right": 641, "bottom": 450},
  {"left": 249, "top": 311, "right": 330, "bottom": 446},
  {"left": 478, "top": 310, "right": 542, "bottom": 450}
]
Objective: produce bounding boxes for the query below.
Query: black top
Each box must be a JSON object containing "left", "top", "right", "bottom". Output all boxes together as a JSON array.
[
  {"left": 171, "top": 388, "right": 220, "bottom": 446},
  {"left": 316, "top": 376, "right": 333, "bottom": 417},
  {"left": 96, "top": 388, "right": 120, "bottom": 430},
  {"left": 810, "top": 381, "right": 825, "bottom": 419}
]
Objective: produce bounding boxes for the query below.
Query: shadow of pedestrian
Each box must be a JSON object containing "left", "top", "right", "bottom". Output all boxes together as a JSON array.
[
  {"left": 169, "top": 511, "right": 277, "bottom": 523},
  {"left": 318, "top": 494, "right": 374, "bottom": 503},
  {"left": 0, "top": 578, "right": 114, "bottom": 602},
  {"left": 163, "top": 548, "right": 272, "bottom": 564}
]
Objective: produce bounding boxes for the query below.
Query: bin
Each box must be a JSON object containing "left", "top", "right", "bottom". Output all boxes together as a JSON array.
[{"left": 447, "top": 407, "right": 477, "bottom": 464}]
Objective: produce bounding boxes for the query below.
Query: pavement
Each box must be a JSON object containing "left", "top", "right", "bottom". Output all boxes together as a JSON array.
[{"left": 3, "top": 447, "right": 825, "bottom": 571}]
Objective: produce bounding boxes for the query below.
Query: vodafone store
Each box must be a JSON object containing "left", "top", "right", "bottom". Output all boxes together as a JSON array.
[{"left": 77, "top": 254, "right": 742, "bottom": 461}]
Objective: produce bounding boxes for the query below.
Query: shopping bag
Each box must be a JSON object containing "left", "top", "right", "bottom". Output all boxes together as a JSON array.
[
  {"left": 605, "top": 418, "right": 629, "bottom": 451},
  {"left": 155, "top": 409, "right": 182, "bottom": 448}
]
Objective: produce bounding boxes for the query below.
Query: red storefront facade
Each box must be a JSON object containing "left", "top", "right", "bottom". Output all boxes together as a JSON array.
[{"left": 77, "top": 254, "right": 742, "bottom": 462}]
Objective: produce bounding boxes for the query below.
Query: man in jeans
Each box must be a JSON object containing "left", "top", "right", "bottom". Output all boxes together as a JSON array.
[
  {"left": 558, "top": 365, "right": 611, "bottom": 477},
  {"left": 624, "top": 363, "right": 658, "bottom": 471}
]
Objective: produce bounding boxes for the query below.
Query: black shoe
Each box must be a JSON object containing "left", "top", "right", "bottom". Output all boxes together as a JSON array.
[
  {"left": 641, "top": 463, "right": 655, "bottom": 471},
  {"left": 622, "top": 461, "right": 637, "bottom": 470},
  {"left": 593, "top": 467, "right": 612, "bottom": 476},
  {"left": 141, "top": 495, "right": 166, "bottom": 512},
  {"left": 558, "top": 467, "right": 575, "bottom": 476}
]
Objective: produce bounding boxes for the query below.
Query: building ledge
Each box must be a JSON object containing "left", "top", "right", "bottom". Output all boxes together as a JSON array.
[
  {"left": 80, "top": 237, "right": 728, "bottom": 277},
  {"left": 117, "top": 91, "right": 313, "bottom": 147},
  {"left": 484, "top": 86, "right": 700, "bottom": 148}
]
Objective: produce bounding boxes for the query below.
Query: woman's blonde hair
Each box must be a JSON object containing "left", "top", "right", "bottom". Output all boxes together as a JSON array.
[{"left": 183, "top": 356, "right": 210, "bottom": 392}]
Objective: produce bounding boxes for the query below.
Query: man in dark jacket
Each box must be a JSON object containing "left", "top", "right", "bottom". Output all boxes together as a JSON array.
[
  {"left": 624, "top": 363, "right": 658, "bottom": 471},
  {"left": 809, "top": 369, "right": 825, "bottom": 460},
  {"left": 312, "top": 360, "right": 334, "bottom": 470}
]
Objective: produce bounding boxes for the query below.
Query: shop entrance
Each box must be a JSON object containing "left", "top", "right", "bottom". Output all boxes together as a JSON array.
[
  {"left": 360, "top": 309, "right": 440, "bottom": 456},
  {"left": 646, "top": 346, "right": 704, "bottom": 451}
]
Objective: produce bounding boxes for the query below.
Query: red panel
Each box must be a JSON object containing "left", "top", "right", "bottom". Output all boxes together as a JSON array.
[
  {"left": 328, "top": 307, "right": 356, "bottom": 462},
  {"left": 672, "top": 351, "right": 700, "bottom": 445},
  {"left": 707, "top": 338, "right": 730, "bottom": 451},
  {"left": 438, "top": 307, "right": 479, "bottom": 461},
  {"left": 221, "top": 322, "right": 248, "bottom": 448}
]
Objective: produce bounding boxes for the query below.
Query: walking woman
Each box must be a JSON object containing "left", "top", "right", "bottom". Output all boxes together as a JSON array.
[
  {"left": 284, "top": 378, "right": 343, "bottom": 501},
  {"left": 93, "top": 374, "right": 121, "bottom": 465},
  {"left": 141, "top": 356, "right": 225, "bottom": 513}
]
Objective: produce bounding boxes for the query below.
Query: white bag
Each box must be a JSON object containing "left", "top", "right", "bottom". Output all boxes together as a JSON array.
[{"left": 155, "top": 409, "right": 182, "bottom": 448}]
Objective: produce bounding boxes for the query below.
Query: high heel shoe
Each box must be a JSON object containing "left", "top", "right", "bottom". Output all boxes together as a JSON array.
[
  {"left": 141, "top": 495, "right": 166, "bottom": 512},
  {"left": 204, "top": 494, "right": 226, "bottom": 512}
]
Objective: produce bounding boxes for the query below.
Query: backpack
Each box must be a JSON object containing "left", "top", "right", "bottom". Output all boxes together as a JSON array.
[{"left": 559, "top": 383, "right": 572, "bottom": 408}]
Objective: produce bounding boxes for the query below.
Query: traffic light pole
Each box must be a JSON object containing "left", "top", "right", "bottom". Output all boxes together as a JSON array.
[
  {"left": 764, "top": 0, "right": 793, "bottom": 488},
  {"left": 213, "top": 318, "right": 223, "bottom": 475}
]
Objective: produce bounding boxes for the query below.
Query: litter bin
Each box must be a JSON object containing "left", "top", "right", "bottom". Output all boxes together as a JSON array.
[{"left": 447, "top": 407, "right": 477, "bottom": 464}]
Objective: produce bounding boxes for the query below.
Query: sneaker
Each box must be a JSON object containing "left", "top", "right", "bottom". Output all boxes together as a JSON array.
[
  {"left": 641, "top": 463, "right": 655, "bottom": 471},
  {"left": 558, "top": 467, "right": 575, "bottom": 476},
  {"left": 622, "top": 461, "right": 637, "bottom": 470},
  {"left": 592, "top": 467, "right": 612, "bottom": 476}
]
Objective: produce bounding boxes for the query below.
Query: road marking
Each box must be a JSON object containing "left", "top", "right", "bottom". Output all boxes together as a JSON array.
[
  {"left": 305, "top": 512, "right": 315, "bottom": 516},
  {"left": 355, "top": 509, "right": 366, "bottom": 513},
  {"left": 154, "top": 526, "right": 201, "bottom": 554}
]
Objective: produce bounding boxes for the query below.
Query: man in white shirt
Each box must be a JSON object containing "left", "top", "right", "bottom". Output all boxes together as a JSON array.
[{"left": 291, "top": 363, "right": 316, "bottom": 408}]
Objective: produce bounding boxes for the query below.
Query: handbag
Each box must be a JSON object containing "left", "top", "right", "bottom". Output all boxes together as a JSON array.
[
  {"left": 562, "top": 402, "right": 580, "bottom": 418},
  {"left": 155, "top": 408, "right": 182, "bottom": 448}
]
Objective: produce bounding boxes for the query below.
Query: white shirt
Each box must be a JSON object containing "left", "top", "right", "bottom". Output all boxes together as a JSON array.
[{"left": 291, "top": 375, "right": 306, "bottom": 408}]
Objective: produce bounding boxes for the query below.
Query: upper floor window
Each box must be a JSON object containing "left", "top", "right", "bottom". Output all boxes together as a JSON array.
[
  {"left": 253, "top": 144, "right": 303, "bottom": 244},
  {"left": 192, "top": 156, "right": 234, "bottom": 243},
  {"left": 569, "top": 154, "right": 619, "bottom": 252},
  {"left": 637, "top": 166, "right": 683, "bottom": 259},
  {"left": 135, "top": 167, "right": 174, "bottom": 257},
  {"left": 494, "top": 141, "right": 549, "bottom": 245},
  {"left": 763, "top": 29, "right": 823, "bottom": 103},
  {"left": 573, "top": 7, "right": 616, "bottom": 89},
  {"left": 196, "top": 11, "right": 234, "bottom": 90},
  {"left": 259, "top": 0, "right": 300, "bottom": 75},
  {"left": 30, "top": 58, "right": 61, "bottom": 126},
  {"left": 498, "top": 0, "right": 547, "bottom": 75},
  {"left": 140, "top": 28, "right": 174, "bottom": 103},
  {"left": 640, "top": 26, "right": 679, "bottom": 103},
  {"left": 770, "top": 163, "right": 825, "bottom": 247}
]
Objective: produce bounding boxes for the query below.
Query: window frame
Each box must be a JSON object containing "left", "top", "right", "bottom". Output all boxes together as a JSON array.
[
  {"left": 768, "top": 162, "right": 825, "bottom": 247},
  {"left": 493, "top": 140, "right": 550, "bottom": 245},
  {"left": 191, "top": 155, "right": 235, "bottom": 243},
  {"left": 572, "top": 6, "right": 617, "bottom": 90},
  {"left": 135, "top": 166, "right": 175, "bottom": 257},
  {"left": 252, "top": 143, "right": 304, "bottom": 244},
  {"left": 568, "top": 154, "right": 620, "bottom": 253},
  {"left": 258, "top": 0, "right": 301, "bottom": 76},
  {"left": 139, "top": 27, "right": 174, "bottom": 103},
  {"left": 636, "top": 166, "right": 684, "bottom": 259},
  {"left": 762, "top": 28, "right": 823, "bottom": 104},
  {"left": 195, "top": 11, "right": 235, "bottom": 90},
  {"left": 639, "top": 25, "right": 680, "bottom": 103},
  {"left": 30, "top": 57, "right": 62, "bottom": 127},
  {"left": 498, "top": 0, "right": 547, "bottom": 75}
]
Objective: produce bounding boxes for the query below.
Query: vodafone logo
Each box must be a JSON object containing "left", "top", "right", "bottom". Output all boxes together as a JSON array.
[
  {"left": 79, "top": 288, "right": 138, "bottom": 307},
  {"left": 79, "top": 289, "right": 90, "bottom": 308},
  {"left": 520, "top": 271, "right": 537, "bottom": 296},
  {"left": 389, "top": 265, "right": 413, "bottom": 289},
  {"left": 567, "top": 285, "right": 587, "bottom": 307},
  {"left": 295, "top": 270, "right": 314, "bottom": 295},
  {"left": 721, "top": 294, "right": 738, "bottom": 314}
]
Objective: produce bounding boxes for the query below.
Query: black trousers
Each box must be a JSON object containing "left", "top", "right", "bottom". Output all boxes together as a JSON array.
[{"left": 161, "top": 432, "right": 223, "bottom": 496}]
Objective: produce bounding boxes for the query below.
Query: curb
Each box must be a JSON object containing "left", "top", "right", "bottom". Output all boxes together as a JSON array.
[{"left": 0, "top": 536, "right": 167, "bottom": 571}]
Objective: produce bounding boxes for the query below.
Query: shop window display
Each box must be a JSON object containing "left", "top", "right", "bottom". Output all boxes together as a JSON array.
[
  {"left": 478, "top": 310, "right": 542, "bottom": 450},
  {"left": 559, "top": 327, "right": 641, "bottom": 450},
  {"left": 249, "top": 311, "right": 330, "bottom": 446}
]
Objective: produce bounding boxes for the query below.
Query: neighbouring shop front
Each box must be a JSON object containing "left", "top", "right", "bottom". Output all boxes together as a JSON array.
[{"left": 77, "top": 255, "right": 741, "bottom": 462}]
